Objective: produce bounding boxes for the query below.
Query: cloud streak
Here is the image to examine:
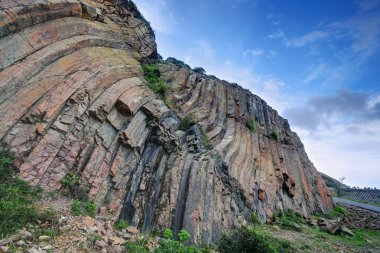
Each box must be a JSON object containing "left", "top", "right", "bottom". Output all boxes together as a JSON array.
[
  {"left": 268, "top": 30, "right": 329, "bottom": 47},
  {"left": 269, "top": 2, "right": 380, "bottom": 87}
]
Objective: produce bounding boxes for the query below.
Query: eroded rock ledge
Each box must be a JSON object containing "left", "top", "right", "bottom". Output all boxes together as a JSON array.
[{"left": 0, "top": 0, "right": 332, "bottom": 244}]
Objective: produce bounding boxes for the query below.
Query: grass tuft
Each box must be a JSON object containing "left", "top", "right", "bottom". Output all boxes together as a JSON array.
[
  {"left": 219, "top": 225, "right": 292, "bottom": 253},
  {"left": 115, "top": 219, "right": 128, "bottom": 230},
  {"left": 142, "top": 64, "right": 171, "bottom": 102}
]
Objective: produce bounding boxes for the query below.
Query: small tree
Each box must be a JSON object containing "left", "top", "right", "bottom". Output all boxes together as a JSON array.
[
  {"left": 178, "top": 229, "right": 190, "bottom": 243},
  {"left": 193, "top": 67, "right": 206, "bottom": 74},
  {"left": 338, "top": 176, "right": 346, "bottom": 196}
]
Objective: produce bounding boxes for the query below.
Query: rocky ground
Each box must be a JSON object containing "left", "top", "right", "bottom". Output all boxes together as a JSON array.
[
  {"left": 339, "top": 204, "right": 380, "bottom": 230},
  {"left": 1, "top": 193, "right": 378, "bottom": 253},
  {"left": 267, "top": 204, "right": 380, "bottom": 253},
  {"left": 0, "top": 193, "right": 156, "bottom": 253}
]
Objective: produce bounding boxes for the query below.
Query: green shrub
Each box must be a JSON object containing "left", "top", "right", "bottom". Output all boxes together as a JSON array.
[
  {"left": 91, "top": 234, "right": 102, "bottom": 244},
  {"left": 128, "top": 243, "right": 149, "bottom": 253},
  {"left": 152, "top": 228, "right": 202, "bottom": 253},
  {"left": 166, "top": 57, "right": 191, "bottom": 69},
  {"left": 126, "top": 238, "right": 149, "bottom": 253},
  {"left": 85, "top": 201, "right": 97, "bottom": 217},
  {"left": 218, "top": 226, "right": 291, "bottom": 253},
  {"left": 270, "top": 131, "right": 279, "bottom": 140},
  {"left": 333, "top": 206, "right": 349, "bottom": 216},
  {"left": 278, "top": 210, "right": 304, "bottom": 231},
  {"left": 115, "top": 219, "right": 128, "bottom": 230},
  {"left": 193, "top": 67, "right": 206, "bottom": 74},
  {"left": 327, "top": 205, "right": 349, "bottom": 219},
  {"left": 60, "top": 172, "right": 80, "bottom": 188},
  {"left": 201, "top": 134, "right": 212, "bottom": 150},
  {"left": 250, "top": 213, "right": 260, "bottom": 224},
  {"left": 246, "top": 119, "right": 256, "bottom": 133},
  {"left": 0, "top": 147, "right": 57, "bottom": 239},
  {"left": 142, "top": 64, "right": 171, "bottom": 101},
  {"left": 34, "top": 226, "right": 59, "bottom": 239},
  {"left": 71, "top": 199, "right": 97, "bottom": 217},
  {"left": 178, "top": 229, "right": 191, "bottom": 243},
  {"left": 164, "top": 228, "right": 173, "bottom": 239},
  {"left": 153, "top": 239, "right": 201, "bottom": 253},
  {"left": 179, "top": 115, "right": 194, "bottom": 131},
  {"left": 142, "top": 63, "right": 161, "bottom": 82},
  {"left": 60, "top": 172, "right": 89, "bottom": 202},
  {"left": 71, "top": 199, "right": 83, "bottom": 216}
]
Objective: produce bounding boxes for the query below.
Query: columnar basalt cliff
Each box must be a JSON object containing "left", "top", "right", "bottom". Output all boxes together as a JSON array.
[{"left": 0, "top": 0, "right": 332, "bottom": 244}]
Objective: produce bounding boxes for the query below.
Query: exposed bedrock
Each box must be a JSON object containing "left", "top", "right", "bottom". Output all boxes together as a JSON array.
[{"left": 0, "top": 0, "right": 332, "bottom": 244}]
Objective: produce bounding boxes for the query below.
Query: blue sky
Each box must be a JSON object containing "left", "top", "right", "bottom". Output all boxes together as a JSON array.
[{"left": 134, "top": 0, "right": 380, "bottom": 188}]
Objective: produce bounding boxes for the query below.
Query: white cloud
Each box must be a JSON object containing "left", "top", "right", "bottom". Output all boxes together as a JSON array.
[
  {"left": 303, "top": 63, "right": 326, "bottom": 84},
  {"left": 244, "top": 48, "right": 264, "bottom": 57},
  {"left": 133, "top": 0, "right": 175, "bottom": 33},
  {"left": 263, "top": 78, "right": 285, "bottom": 91},
  {"left": 286, "top": 31, "right": 329, "bottom": 47},
  {"left": 368, "top": 95, "right": 380, "bottom": 108},
  {"left": 268, "top": 30, "right": 329, "bottom": 47},
  {"left": 268, "top": 29, "right": 285, "bottom": 39},
  {"left": 285, "top": 89, "right": 380, "bottom": 188},
  {"left": 244, "top": 48, "right": 277, "bottom": 59},
  {"left": 296, "top": 119, "right": 380, "bottom": 188}
]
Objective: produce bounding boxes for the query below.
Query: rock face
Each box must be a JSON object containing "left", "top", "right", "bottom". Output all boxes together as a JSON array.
[{"left": 0, "top": 0, "right": 332, "bottom": 244}]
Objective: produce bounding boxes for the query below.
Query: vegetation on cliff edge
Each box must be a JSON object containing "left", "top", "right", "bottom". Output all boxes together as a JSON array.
[{"left": 142, "top": 63, "right": 171, "bottom": 102}]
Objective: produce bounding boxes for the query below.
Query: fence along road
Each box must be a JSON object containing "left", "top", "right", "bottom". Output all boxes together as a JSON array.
[{"left": 333, "top": 197, "right": 380, "bottom": 213}]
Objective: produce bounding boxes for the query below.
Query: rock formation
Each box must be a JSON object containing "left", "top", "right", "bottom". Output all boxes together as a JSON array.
[{"left": 0, "top": 0, "right": 332, "bottom": 244}]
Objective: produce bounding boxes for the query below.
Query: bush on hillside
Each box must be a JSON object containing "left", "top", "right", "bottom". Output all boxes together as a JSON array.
[
  {"left": 115, "top": 219, "right": 128, "bottom": 230},
  {"left": 277, "top": 210, "right": 304, "bottom": 231},
  {"left": 126, "top": 228, "right": 209, "bottom": 253},
  {"left": 0, "top": 146, "right": 56, "bottom": 239},
  {"left": 179, "top": 115, "right": 194, "bottom": 131},
  {"left": 193, "top": 67, "right": 206, "bottom": 74},
  {"left": 166, "top": 57, "right": 191, "bottom": 69},
  {"left": 270, "top": 130, "right": 279, "bottom": 140},
  {"left": 142, "top": 64, "right": 171, "bottom": 101},
  {"left": 246, "top": 118, "right": 256, "bottom": 132},
  {"left": 218, "top": 226, "right": 291, "bottom": 253},
  {"left": 60, "top": 172, "right": 89, "bottom": 202},
  {"left": 327, "top": 205, "right": 349, "bottom": 219}
]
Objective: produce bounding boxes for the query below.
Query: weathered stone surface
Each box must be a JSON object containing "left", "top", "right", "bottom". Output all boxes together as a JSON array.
[
  {"left": 0, "top": 0, "right": 332, "bottom": 244},
  {"left": 341, "top": 226, "right": 354, "bottom": 236}
]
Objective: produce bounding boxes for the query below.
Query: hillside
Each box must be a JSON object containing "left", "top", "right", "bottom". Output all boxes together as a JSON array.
[{"left": 0, "top": 0, "right": 332, "bottom": 245}]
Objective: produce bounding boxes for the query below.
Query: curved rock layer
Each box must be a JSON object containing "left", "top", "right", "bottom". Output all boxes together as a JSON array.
[{"left": 0, "top": 0, "right": 332, "bottom": 244}]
